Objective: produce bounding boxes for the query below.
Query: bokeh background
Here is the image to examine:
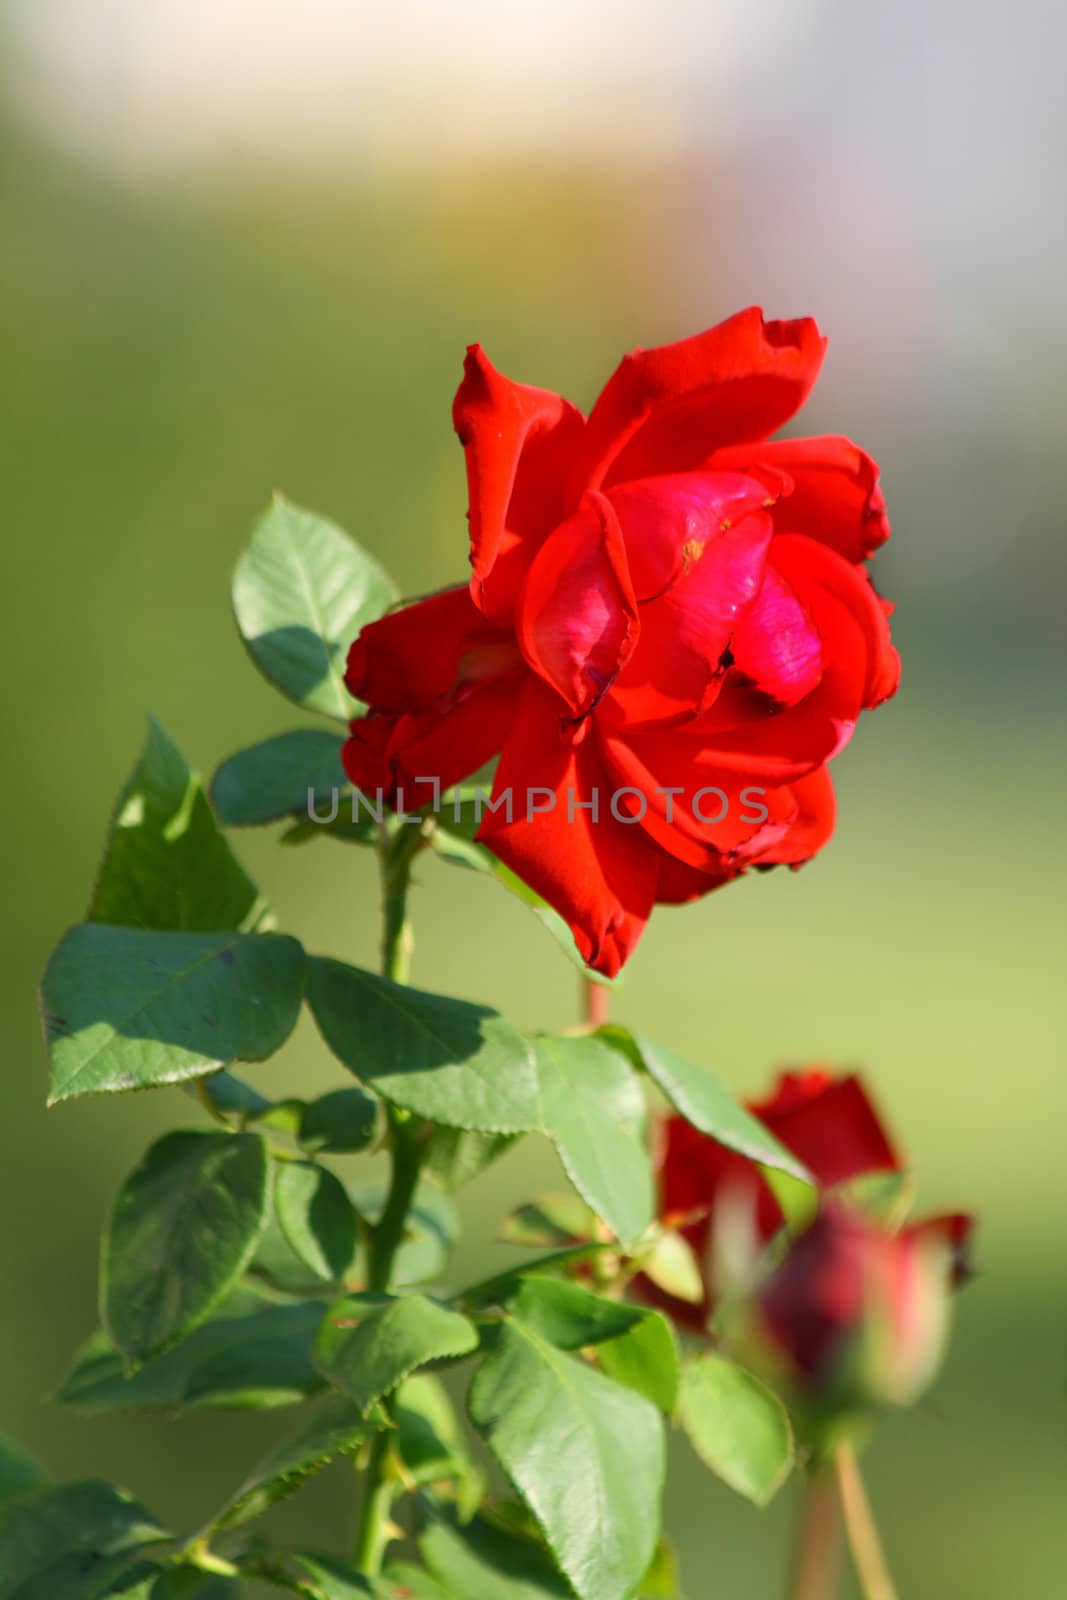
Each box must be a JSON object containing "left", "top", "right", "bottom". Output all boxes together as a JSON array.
[{"left": 2, "top": 2, "right": 1064, "bottom": 1594}]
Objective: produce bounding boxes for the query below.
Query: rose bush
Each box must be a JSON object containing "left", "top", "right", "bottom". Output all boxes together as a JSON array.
[{"left": 344, "top": 308, "right": 900, "bottom": 974}]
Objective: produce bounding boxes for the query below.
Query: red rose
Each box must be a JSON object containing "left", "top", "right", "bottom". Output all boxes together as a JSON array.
[
  {"left": 344, "top": 310, "right": 899, "bottom": 975},
  {"left": 641, "top": 1067, "right": 974, "bottom": 1410},
  {"left": 645, "top": 1068, "right": 903, "bottom": 1329},
  {"left": 754, "top": 1200, "right": 973, "bottom": 1410}
]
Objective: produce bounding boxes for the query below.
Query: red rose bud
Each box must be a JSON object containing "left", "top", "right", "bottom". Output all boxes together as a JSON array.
[
  {"left": 343, "top": 312, "right": 898, "bottom": 975},
  {"left": 640, "top": 1069, "right": 902, "bottom": 1330},
  {"left": 751, "top": 1201, "right": 975, "bottom": 1412}
]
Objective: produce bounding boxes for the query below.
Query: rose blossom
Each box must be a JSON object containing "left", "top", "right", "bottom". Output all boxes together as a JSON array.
[
  {"left": 344, "top": 310, "right": 900, "bottom": 975},
  {"left": 642, "top": 1067, "right": 974, "bottom": 1412}
]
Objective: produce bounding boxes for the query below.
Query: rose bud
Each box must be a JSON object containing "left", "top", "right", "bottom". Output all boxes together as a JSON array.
[
  {"left": 640, "top": 1068, "right": 902, "bottom": 1330},
  {"left": 748, "top": 1201, "right": 975, "bottom": 1415}
]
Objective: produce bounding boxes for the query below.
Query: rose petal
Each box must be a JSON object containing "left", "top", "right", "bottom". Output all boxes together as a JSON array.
[
  {"left": 771, "top": 535, "right": 900, "bottom": 709},
  {"left": 751, "top": 766, "right": 837, "bottom": 867},
  {"left": 517, "top": 491, "right": 639, "bottom": 719},
  {"left": 714, "top": 435, "right": 890, "bottom": 563},
  {"left": 729, "top": 563, "right": 823, "bottom": 708},
  {"left": 345, "top": 584, "right": 518, "bottom": 714},
  {"left": 572, "top": 307, "right": 827, "bottom": 493},
  {"left": 453, "top": 344, "right": 585, "bottom": 617},
  {"left": 753, "top": 1070, "right": 901, "bottom": 1188},
  {"left": 475, "top": 679, "right": 659, "bottom": 976}
]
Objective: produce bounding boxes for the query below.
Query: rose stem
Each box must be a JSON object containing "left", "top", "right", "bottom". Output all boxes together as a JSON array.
[
  {"left": 834, "top": 1440, "right": 900, "bottom": 1600},
  {"left": 790, "top": 1465, "right": 844, "bottom": 1600},
  {"left": 352, "top": 820, "right": 429, "bottom": 1575},
  {"left": 583, "top": 975, "right": 610, "bottom": 1029}
]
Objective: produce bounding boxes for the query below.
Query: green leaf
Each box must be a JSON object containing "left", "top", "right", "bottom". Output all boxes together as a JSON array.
[
  {"left": 458, "top": 1243, "right": 611, "bottom": 1308},
  {"left": 622, "top": 1033, "right": 810, "bottom": 1184},
  {"left": 274, "top": 1160, "right": 358, "bottom": 1284},
  {"left": 232, "top": 496, "right": 395, "bottom": 721},
  {"left": 198, "top": 1070, "right": 275, "bottom": 1121},
  {"left": 89, "top": 717, "right": 266, "bottom": 934},
  {"left": 207, "top": 1392, "right": 386, "bottom": 1531},
  {"left": 419, "top": 1512, "right": 572, "bottom": 1600},
  {"left": 299, "top": 1087, "right": 379, "bottom": 1154},
  {"left": 0, "top": 1435, "right": 47, "bottom": 1507},
  {"left": 597, "top": 1310, "right": 679, "bottom": 1415},
  {"left": 57, "top": 1298, "right": 325, "bottom": 1412},
  {"left": 307, "top": 959, "right": 540, "bottom": 1134},
  {"left": 427, "top": 823, "right": 621, "bottom": 990},
  {"left": 676, "top": 1353, "right": 794, "bottom": 1506},
  {"left": 499, "top": 1194, "right": 597, "bottom": 1249},
  {"left": 315, "top": 1294, "right": 478, "bottom": 1413},
  {"left": 248, "top": 1209, "right": 342, "bottom": 1300},
  {"left": 278, "top": 807, "right": 380, "bottom": 849},
  {"left": 0, "top": 1481, "right": 168, "bottom": 1596},
  {"left": 102, "top": 1131, "right": 270, "bottom": 1364},
  {"left": 288, "top": 1551, "right": 376, "bottom": 1598},
  {"left": 43, "top": 926, "right": 306, "bottom": 1104},
  {"left": 534, "top": 1035, "right": 653, "bottom": 1249},
  {"left": 382, "top": 1566, "right": 456, "bottom": 1600},
  {"left": 211, "top": 729, "right": 347, "bottom": 827},
  {"left": 392, "top": 1373, "right": 474, "bottom": 1490},
  {"left": 638, "top": 1539, "right": 682, "bottom": 1599},
  {"left": 640, "top": 1232, "right": 705, "bottom": 1306},
  {"left": 504, "top": 1277, "right": 642, "bottom": 1351},
  {"left": 424, "top": 1126, "right": 516, "bottom": 1192},
  {"left": 107, "top": 1572, "right": 238, "bottom": 1600},
  {"left": 469, "top": 1317, "right": 665, "bottom": 1600}
]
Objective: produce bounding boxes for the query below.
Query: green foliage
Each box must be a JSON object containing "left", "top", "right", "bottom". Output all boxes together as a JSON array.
[
  {"left": 501, "top": 1277, "right": 642, "bottom": 1350},
  {"left": 57, "top": 1296, "right": 326, "bottom": 1412},
  {"left": 392, "top": 1374, "right": 478, "bottom": 1495},
  {"left": 207, "top": 1393, "right": 387, "bottom": 1532},
  {"left": 0, "top": 1435, "right": 47, "bottom": 1507},
  {"left": 314, "top": 1293, "right": 479, "bottom": 1413},
  {"left": 639, "top": 1232, "right": 705, "bottom": 1307},
  {"left": 469, "top": 1314, "right": 665, "bottom": 1600},
  {"left": 617, "top": 1031, "right": 810, "bottom": 1183},
  {"left": 102, "top": 1130, "right": 270, "bottom": 1364},
  {"left": 427, "top": 820, "right": 621, "bottom": 989},
  {"left": 286, "top": 1551, "right": 377, "bottom": 1597},
  {"left": 499, "top": 1194, "right": 597, "bottom": 1248},
  {"left": 413, "top": 1511, "right": 573, "bottom": 1599},
  {"left": 89, "top": 717, "right": 266, "bottom": 934},
  {"left": 424, "top": 1126, "right": 516, "bottom": 1192},
  {"left": 638, "top": 1539, "right": 683, "bottom": 1599},
  {"left": 348, "top": 1180, "right": 460, "bottom": 1288},
  {"left": 307, "top": 958, "right": 541, "bottom": 1134},
  {"left": 597, "top": 1310, "right": 680, "bottom": 1416},
  {"left": 211, "top": 729, "right": 347, "bottom": 827},
  {"left": 42, "top": 926, "right": 305, "bottom": 1103},
  {"left": 533, "top": 1035, "right": 653, "bottom": 1248},
  {"left": 676, "top": 1353, "right": 794, "bottom": 1506},
  {"left": 0, "top": 1480, "right": 169, "bottom": 1597},
  {"left": 458, "top": 1244, "right": 612, "bottom": 1308},
  {"left": 274, "top": 1160, "right": 359, "bottom": 1285},
  {"left": 232, "top": 496, "right": 395, "bottom": 721},
  {"left": 299, "top": 1087, "right": 379, "bottom": 1154}
]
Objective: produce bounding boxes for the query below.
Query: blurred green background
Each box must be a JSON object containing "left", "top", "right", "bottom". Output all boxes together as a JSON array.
[{"left": 1, "top": 6, "right": 1064, "bottom": 1592}]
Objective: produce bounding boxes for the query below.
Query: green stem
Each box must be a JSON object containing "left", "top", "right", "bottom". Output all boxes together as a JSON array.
[
  {"left": 380, "top": 819, "right": 426, "bottom": 983},
  {"left": 835, "top": 1441, "right": 899, "bottom": 1600},
  {"left": 352, "top": 821, "right": 428, "bottom": 1576},
  {"left": 789, "top": 1466, "right": 843, "bottom": 1600}
]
